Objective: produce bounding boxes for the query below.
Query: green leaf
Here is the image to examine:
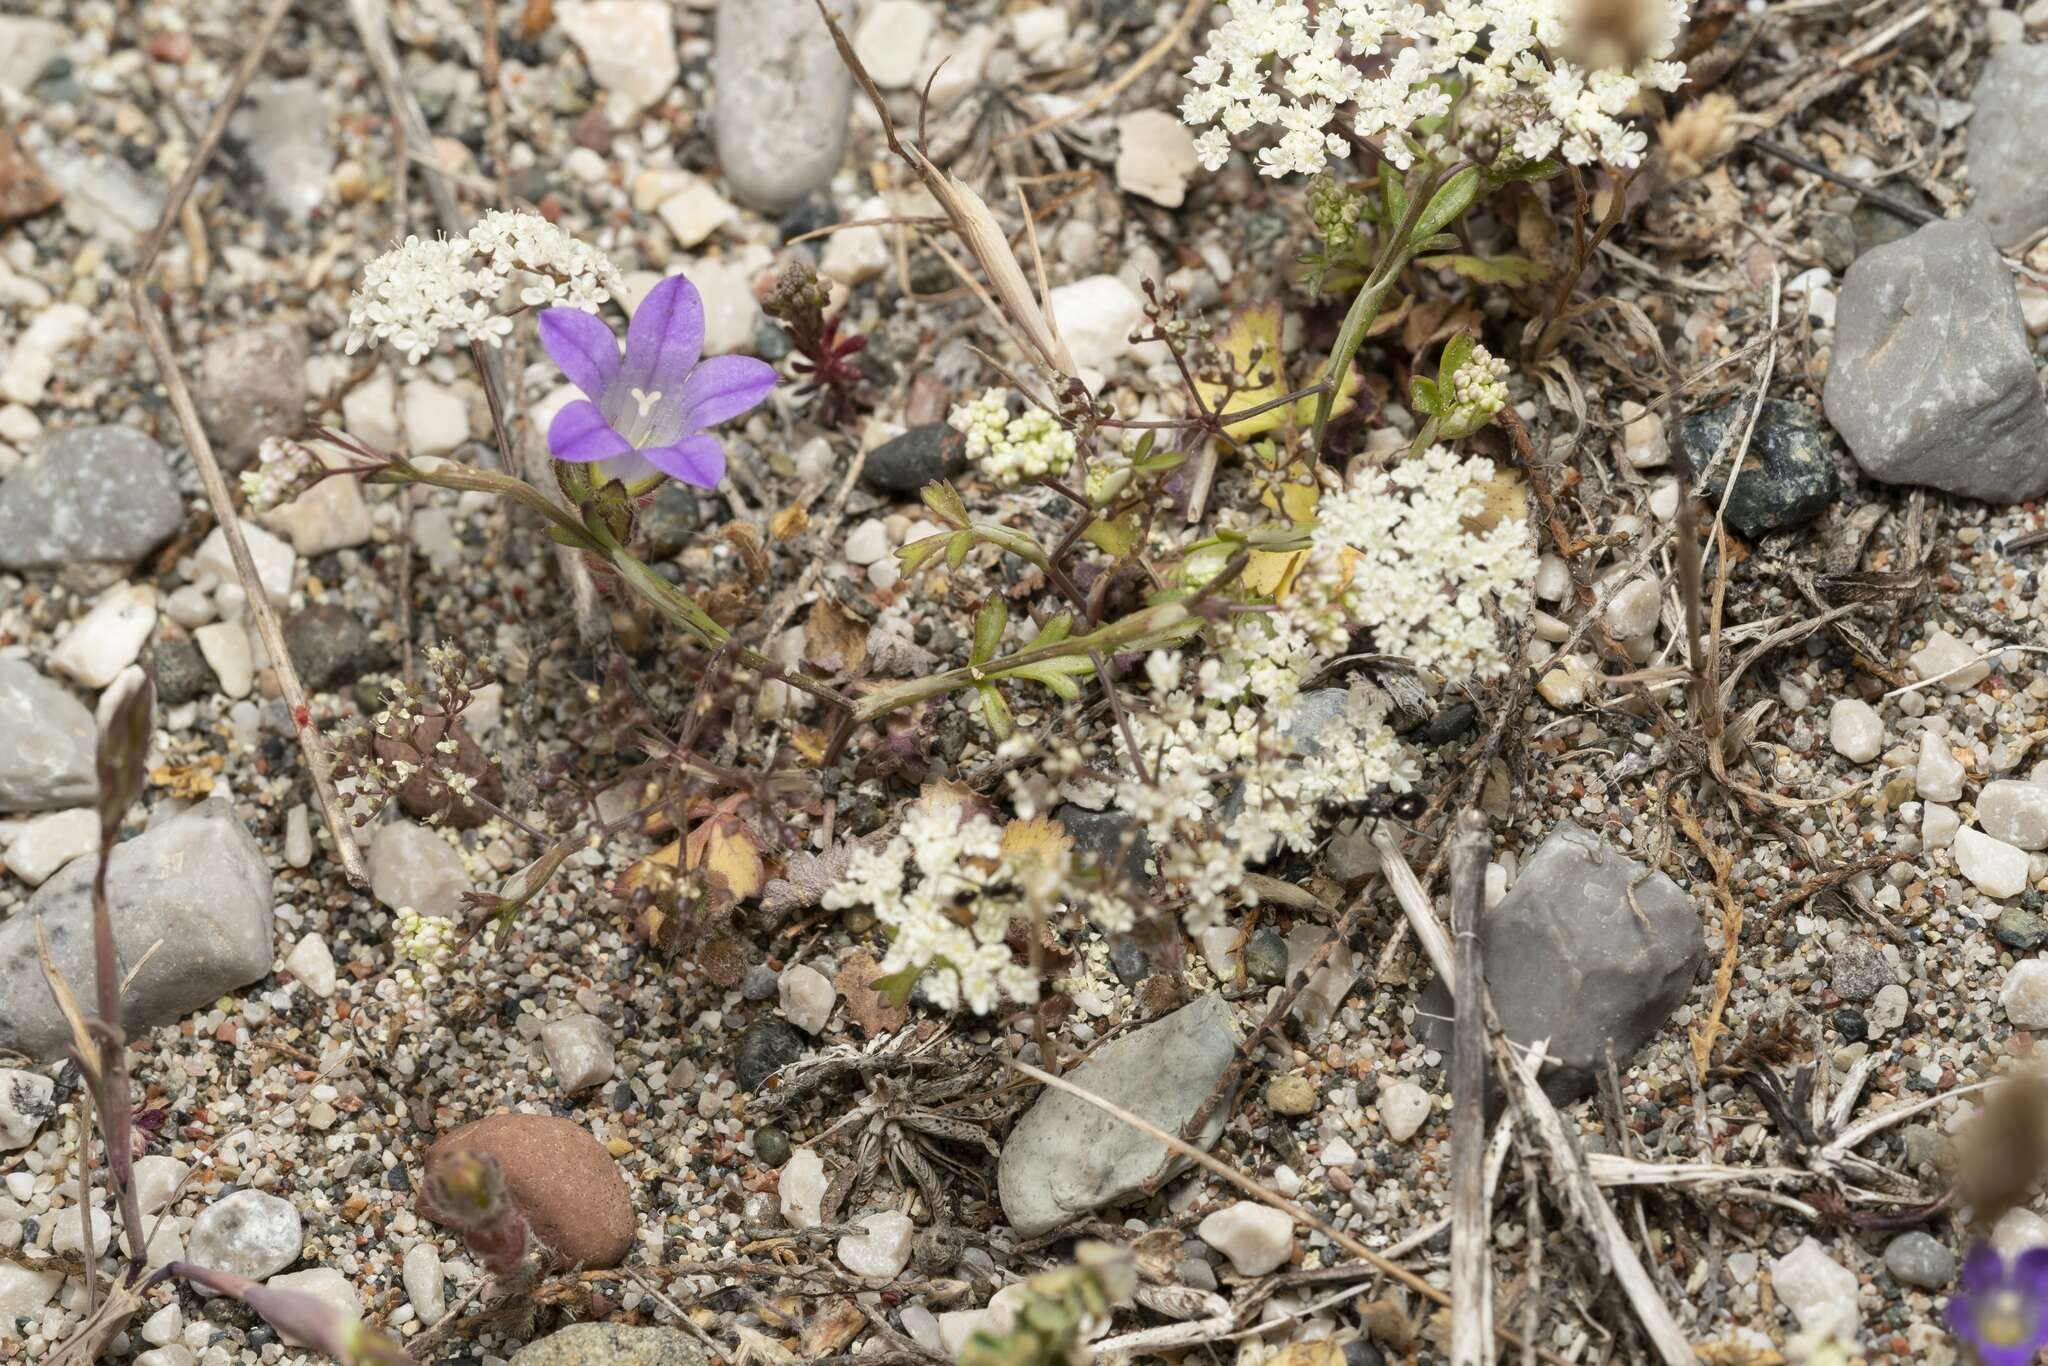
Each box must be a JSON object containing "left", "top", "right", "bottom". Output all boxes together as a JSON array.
[
  {"left": 1132, "top": 431, "right": 1155, "bottom": 462},
  {"left": 1413, "top": 232, "right": 1460, "bottom": 252},
  {"left": 1382, "top": 168, "right": 1409, "bottom": 231},
  {"left": 998, "top": 655, "right": 1095, "bottom": 701},
  {"left": 946, "top": 530, "right": 972, "bottom": 569},
  {"left": 1410, "top": 166, "right": 1482, "bottom": 242},
  {"left": 1486, "top": 157, "right": 1562, "bottom": 187},
  {"left": 1437, "top": 334, "right": 1476, "bottom": 392},
  {"left": 1035, "top": 611, "right": 1074, "bottom": 649},
  {"left": 1410, "top": 375, "right": 1442, "bottom": 416},
  {"left": 898, "top": 533, "right": 949, "bottom": 574},
  {"left": 920, "top": 480, "right": 967, "bottom": 526},
  {"left": 872, "top": 965, "right": 921, "bottom": 1008},
  {"left": 1083, "top": 512, "right": 1141, "bottom": 559},
  {"left": 977, "top": 683, "right": 1013, "bottom": 740},
  {"left": 971, "top": 598, "right": 1008, "bottom": 666},
  {"left": 1416, "top": 253, "right": 1552, "bottom": 287},
  {"left": 1133, "top": 447, "right": 1186, "bottom": 475}
]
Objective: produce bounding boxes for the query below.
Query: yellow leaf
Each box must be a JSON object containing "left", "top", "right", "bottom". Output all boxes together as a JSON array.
[
  {"left": 686, "top": 814, "right": 765, "bottom": 901},
  {"left": 1001, "top": 815, "right": 1072, "bottom": 872},
  {"left": 1242, "top": 548, "right": 1306, "bottom": 598},
  {"left": 622, "top": 839, "right": 680, "bottom": 894},
  {"left": 1195, "top": 301, "right": 1288, "bottom": 440},
  {"left": 790, "top": 728, "right": 832, "bottom": 765},
  {"left": 1462, "top": 467, "right": 1529, "bottom": 533}
]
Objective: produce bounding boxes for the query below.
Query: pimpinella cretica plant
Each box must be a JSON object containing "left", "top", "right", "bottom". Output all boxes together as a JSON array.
[{"left": 1179, "top": 0, "right": 1692, "bottom": 446}]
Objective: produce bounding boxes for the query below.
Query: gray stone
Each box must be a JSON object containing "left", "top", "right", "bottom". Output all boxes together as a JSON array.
[
  {"left": 1674, "top": 398, "right": 1839, "bottom": 540},
  {"left": 0, "top": 798, "right": 275, "bottom": 1059},
  {"left": 1828, "top": 939, "right": 1892, "bottom": 1003},
  {"left": 1884, "top": 1231, "right": 1956, "bottom": 1289},
  {"left": 512, "top": 1323, "right": 707, "bottom": 1366},
  {"left": 229, "top": 81, "right": 334, "bottom": 220},
  {"left": 862, "top": 423, "right": 968, "bottom": 495},
  {"left": 0, "top": 425, "right": 183, "bottom": 572},
  {"left": 1418, "top": 822, "right": 1704, "bottom": 1102},
  {"left": 1853, "top": 184, "right": 1937, "bottom": 258},
  {"left": 998, "top": 993, "right": 1237, "bottom": 1235},
  {"left": 284, "top": 604, "right": 389, "bottom": 693},
  {"left": 367, "top": 821, "right": 473, "bottom": 920},
  {"left": 1997, "top": 904, "right": 2048, "bottom": 951},
  {"left": 735, "top": 1016, "right": 805, "bottom": 1091},
  {"left": 1055, "top": 804, "right": 1153, "bottom": 885},
  {"left": 148, "top": 638, "right": 210, "bottom": 707},
  {"left": 713, "top": 0, "right": 851, "bottom": 214},
  {"left": 0, "top": 658, "right": 95, "bottom": 813},
  {"left": 186, "top": 1189, "right": 303, "bottom": 1288},
  {"left": 1823, "top": 217, "right": 2048, "bottom": 503},
  {"left": 1244, "top": 929, "right": 1289, "bottom": 984},
  {"left": 1965, "top": 45, "right": 2048, "bottom": 247},
  {"left": 195, "top": 325, "right": 309, "bottom": 471},
  {"left": 0, "top": 1068, "right": 56, "bottom": 1149}
]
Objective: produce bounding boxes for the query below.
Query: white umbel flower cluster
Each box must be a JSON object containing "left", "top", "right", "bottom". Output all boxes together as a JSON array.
[
  {"left": 345, "top": 211, "right": 621, "bottom": 363},
  {"left": 1314, "top": 446, "right": 1537, "bottom": 674},
  {"left": 1087, "top": 447, "right": 1535, "bottom": 931},
  {"left": 821, "top": 791, "right": 1042, "bottom": 1013},
  {"left": 1181, "top": 0, "right": 1687, "bottom": 176},
  {"left": 949, "top": 388, "right": 1078, "bottom": 488}
]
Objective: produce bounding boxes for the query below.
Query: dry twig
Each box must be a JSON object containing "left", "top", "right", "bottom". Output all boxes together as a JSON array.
[
  {"left": 128, "top": 0, "right": 366, "bottom": 887},
  {"left": 1447, "top": 811, "right": 1494, "bottom": 1366}
]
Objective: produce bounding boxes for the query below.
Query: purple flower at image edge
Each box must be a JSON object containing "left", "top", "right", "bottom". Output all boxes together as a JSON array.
[
  {"left": 1949, "top": 1244, "right": 2048, "bottom": 1365},
  {"left": 540, "top": 273, "right": 777, "bottom": 490}
]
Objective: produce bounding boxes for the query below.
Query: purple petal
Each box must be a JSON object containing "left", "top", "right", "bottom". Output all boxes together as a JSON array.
[
  {"left": 1962, "top": 1244, "right": 2010, "bottom": 1299},
  {"left": 620, "top": 274, "right": 705, "bottom": 398},
  {"left": 677, "top": 355, "right": 779, "bottom": 430},
  {"left": 640, "top": 434, "right": 726, "bottom": 489},
  {"left": 2015, "top": 1247, "right": 2048, "bottom": 1297},
  {"left": 538, "top": 307, "right": 621, "bottom": 401},
  {"left": 547, "top": 400, "right": 633, "bottom": 464}
]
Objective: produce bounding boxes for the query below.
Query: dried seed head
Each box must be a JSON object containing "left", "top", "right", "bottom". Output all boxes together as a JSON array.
[{"left": 1658, "top": 93, "right": 1743, "bottom": 181}]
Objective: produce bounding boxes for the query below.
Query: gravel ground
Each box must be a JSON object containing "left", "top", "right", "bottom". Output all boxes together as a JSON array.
[{"left": 4, "top": 0, "right": 2048, "bottom": 1364}]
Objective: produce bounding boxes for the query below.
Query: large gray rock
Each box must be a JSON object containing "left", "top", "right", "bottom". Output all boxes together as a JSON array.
[
  {"left": 1965, "top": 45, "right": 2048, "bottom": 247},
  {"left": 0, "top": 798, "right": 274, "bottom": 1059},
  {"left": 1822, "top": 217, "right": 2048, "bottom": 503},
  {"left": 0, "top": 426, "right": 184, "bottom": 572},
  {"left": 0, "top": 659, "right": 95, "bottom": 813},
  {"left": 998, "top": 993, "right": 1236, "bottom": 1236},
  {"left": 712, "top": 0, "right": 851, "bottom": 213},
  {"left": 512, "top": 1324, "right": 706, "bottom": 1366},
  {"left": 1419, "top": 822, "right": 1703, "bottom": 1102}
]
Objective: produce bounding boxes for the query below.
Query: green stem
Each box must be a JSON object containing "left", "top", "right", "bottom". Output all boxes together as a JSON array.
[
  {"left": 604, "top": 547, "right": 853, "bottom": 711},
  {"left": 852, "top": 601, "right": 1198, "bottom": 724},
  {"left": 380, "top": 456, "right": 854, "bottom": 713},
  {"left": 375, "top": 457, "right": 603, "bottom": 550},
  {"left": 1308, "top": 264, "right": 1405, "bottom": 456}
]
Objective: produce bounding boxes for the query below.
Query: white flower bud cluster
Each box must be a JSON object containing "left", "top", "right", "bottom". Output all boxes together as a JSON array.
[
  {"left": 949, "top": 388, "right": 1078, "bottom": 488},
  {"left": 345, "top": 211, "right": 621, "bottom": 364},
  {"left": 238, "top": 437, "right": 326, "bottom": 513},
  {"left": 821, "top": 792, "right": 1045, "bottom": 1014},
  {"left": 384, "top": 906, "right": 456, "bottom": 1007},
  {"left": 1181, "top": 0, "right": 1688, "bottom": 177},
  {"left": 1440, "top": 343, "right": 1511, "bottom": 436}
]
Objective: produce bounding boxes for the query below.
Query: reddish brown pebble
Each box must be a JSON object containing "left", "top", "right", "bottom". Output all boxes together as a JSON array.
[
  {"left": 419, "top": 1113, "right": 635, "bottom": 1268},
  {"left": 0, "top": 130, "right": 59, "bottom": 225}
]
